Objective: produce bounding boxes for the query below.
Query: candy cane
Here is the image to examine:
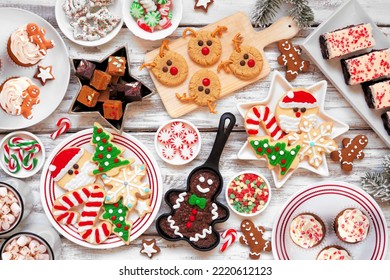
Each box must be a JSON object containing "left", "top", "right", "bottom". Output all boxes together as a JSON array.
[
  {"left": 220, "top": 228, "right": 237, "bottom": 253},
  {"left": 50, "top": 117, "right": 71, "bottom": 140},
  {"left": 245, "top": 105, "right": 286, "bottom": 140}
]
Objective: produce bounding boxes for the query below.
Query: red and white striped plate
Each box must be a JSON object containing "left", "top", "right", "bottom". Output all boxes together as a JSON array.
[
  {"left": 272, "top": 181, "right": 388, "bottom": 260},
  {"left": 40, "top": 129, "right": 162, "bottom": 249}
]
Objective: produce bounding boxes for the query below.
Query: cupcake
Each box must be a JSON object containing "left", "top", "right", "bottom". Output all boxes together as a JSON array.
[
  {"left": 316, "top": 245, "right": 352, "bottom": 260},
  {"left": 289, "top": 213, "right": 325, "bottom": 248},
  {"left": 0, "top": 77, "right": 40, "bottom": 119},
  {"left": 334, "top": 208, "right": 370, "bottom": 244},
  {"left": 7, "top": 23, "right": 54, "bottom": 67}
]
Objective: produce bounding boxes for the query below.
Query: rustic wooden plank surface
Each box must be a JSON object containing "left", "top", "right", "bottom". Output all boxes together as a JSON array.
[{"left": 0, "top": 0, "right": 389, "bottom": 260}]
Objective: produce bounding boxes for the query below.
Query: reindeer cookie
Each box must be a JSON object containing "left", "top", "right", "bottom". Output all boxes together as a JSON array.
[
  {"left": 183, "top": 26, "right": 227, "bottom": 66},
  {"left": 240, "top": 220, "right": 272, "bottom": 259},
  {"left": 140, "top": 40, "right": 188, "bottom": 87},
  {"left": 20, "top": 85, "right": 40, "bottom": 119},
  {"left": 26, "top": 23, "right": 55, "bottom": 55},
  {"left": 176, "top": 69, "right": 221, "bottom": 113},
  {"left": 277, "top": 39, "right": 310, "bottom": 81},
  {"left": 218, "top": 33, "right": 263, "bottom": 80}
]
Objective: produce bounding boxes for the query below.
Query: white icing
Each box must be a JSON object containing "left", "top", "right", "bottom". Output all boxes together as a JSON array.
[
  {"left": 196, "top": 185, "right": 210, "bottom": 194},
  {"left": 278, "top": 114, "right": 318, "bottom": 133},
  {"left": 211, "top": 203, "right": 218, "bottom": 220},
  {"left": 189, "top": 226, "right": 212, "bottom": 241},
  {"left": 141, "top": 242, "right": 158, "bottom": 257},
  {"left": 172, "top": 192, "right": 187, "bottom": 209},
  {"left": 63, "top": 161, "right": 97, "bottom": 191},
  {"left": 37, "top": 67, "right": 54, "bottom": 83},
  {"left": 0, "top": 77, "right": 33, "bottom": 116},
  {"left": 167, "top": 215, "right": 183, "bottom": 237}
]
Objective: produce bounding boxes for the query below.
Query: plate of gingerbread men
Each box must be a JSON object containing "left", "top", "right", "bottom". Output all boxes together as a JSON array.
[{"left": 40, "top": 122, "right": 162, "bottom": 249}]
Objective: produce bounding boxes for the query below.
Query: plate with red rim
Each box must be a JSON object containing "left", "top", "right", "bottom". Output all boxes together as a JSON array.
[
  {"left": 40, "top": 127, "right": 162, "bottom": 249},
  {"left": 272, "top": 181, "right": 388, "bottom": 260}
]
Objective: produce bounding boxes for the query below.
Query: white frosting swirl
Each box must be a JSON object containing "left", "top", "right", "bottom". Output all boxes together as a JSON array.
[
  {"left": 10, "top": 25, "right": 45, "bottom": 65},
  {"left": 0, "top": 77, "right": 34, "bottom": 115},
  {"left": 336, "top": 209, "right": 369, "bottom": 243},
  {"left": 317, "top": 247, "right": 352, "bottom": 260},
  {"left": 290, "top": 214, "right": 324, "bottom": 248}
]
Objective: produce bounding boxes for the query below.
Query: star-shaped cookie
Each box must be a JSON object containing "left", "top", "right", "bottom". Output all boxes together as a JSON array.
[
  {"left": 236, "top": 70, "right": 349, "bottom": 188},
  {"left": 140, "top": 239, "right": 160, "bottom": 258},
  {"left": 194, "top": 0, "right": 214, "bottom": 12},
  {"left": 69, "top": 44, "right": 154, "bottom": 133}
]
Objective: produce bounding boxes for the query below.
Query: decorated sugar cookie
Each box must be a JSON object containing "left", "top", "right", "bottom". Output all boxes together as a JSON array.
[
  {"left": 183, "top": 26, "right": 228, "bottom": 66},
  {"left": 217, "top": 33, "right": 263, "bottom": 80},
  {"left": 101, "top": 199, "right": 132, "bottom": 244},
  {"left": 140, "top": 238, "right": 161, "bottom": 258},
  {"left": 176, "top": 69, "right": 221, "bottom": 113},
  {"left": 140, "top": 40, "right": 188, "bottom": 87}
]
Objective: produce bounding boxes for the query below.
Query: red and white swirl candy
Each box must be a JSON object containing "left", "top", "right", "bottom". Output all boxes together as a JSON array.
[{"left": 220, "top": 228, "right": 237, "bottom": 253}]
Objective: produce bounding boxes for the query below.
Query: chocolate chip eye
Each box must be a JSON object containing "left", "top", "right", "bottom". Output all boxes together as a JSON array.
[
  {"left": 244, "top": 54, "right": 249, "bottom": 59},
  {"left": 293, "top": 107, "right": 299, "bottom": 112},
  {"left": 198, "top": 86, "right": 204, "bottom": 91},
  {"left": 240, "top": 60, "right": 246, "bottom": 66},
  {"left": 198, "top": 40, "right": 204, "bottom": 46},
  {"left": 73, "top": 164, "right": 79, "bottom": 169},
  {"left": 301, "top": 107, "right": 306, "bottom": 113},
  {"left": 205, "top": 88, "right": 210, "bottom": 94},
  {"left": 68, "top": 170, "right": 73, "bottom": 175},
  {"left": 162, "top": 67, "right": 168, "bottom": 73},
  {"left": 207, "top": 40, "right": 212, "bottom": 46},
  {"left": 166, "top": 60, "right": 172, "bottom": 66}
]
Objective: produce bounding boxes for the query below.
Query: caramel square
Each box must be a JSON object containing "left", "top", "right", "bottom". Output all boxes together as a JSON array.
[
  {"left": 107, "top": 56, "right": 126, "bottom": 77},
  {"left": 103, "top": 100, "right": 123, "bottom": 120},
  {"left": 77, "top": 85, "right": 100, "bottom": 107},
  {"left": 90, "top": 70, "right": 112, "bottom": 90}
]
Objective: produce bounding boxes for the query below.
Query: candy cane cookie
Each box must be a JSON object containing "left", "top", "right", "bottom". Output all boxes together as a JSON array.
[{"left": 244, "top": 105, "right": 286, "bottom": 140}]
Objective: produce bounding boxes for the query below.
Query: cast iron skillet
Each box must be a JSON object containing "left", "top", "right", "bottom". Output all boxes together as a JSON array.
[{"left": 156, "top": 112, "right": 236, "bottom": 251}]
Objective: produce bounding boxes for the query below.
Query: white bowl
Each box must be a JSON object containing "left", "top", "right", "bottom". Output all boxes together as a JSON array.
[
  {"left": 55, "top": 0, "right": 123, "bottom": 47},
  {"left": 123, "top": 0, "right": 183, "bottom": 41},
  {"left": 0, "top": 131, "right": 45, "bottom": 178},
  {"left": 225, "top": 171, "right": 272, "bottom": 217}
]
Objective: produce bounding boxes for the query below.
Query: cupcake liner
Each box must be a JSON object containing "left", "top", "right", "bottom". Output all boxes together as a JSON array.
[{"left": 5, "top": 35, "right": 41, "bottom": 70}]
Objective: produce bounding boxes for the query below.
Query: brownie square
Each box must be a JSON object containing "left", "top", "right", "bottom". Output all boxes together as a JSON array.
[
  {"left": 124, "top": 82, "right": 142, "bottom": 103},
  {"left": 76, "top": 59, "right": 96, "bottom": 81},
  {"left": 77, "top": 85, "right": 100, "bottom": 107},
  {"left": 381, "top": 111, "right": 390, "bottom": 136},
  {"left": 90, "top": 70, "right": 112, "bottom": 90}
]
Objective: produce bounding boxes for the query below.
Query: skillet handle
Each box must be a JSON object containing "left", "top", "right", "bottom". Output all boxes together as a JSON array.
[{"left": 204, "top": 112, "right": 236, "bottom": 169}]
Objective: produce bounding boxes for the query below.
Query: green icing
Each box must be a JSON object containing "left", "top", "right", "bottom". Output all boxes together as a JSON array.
[{"left": 102, "top": 199, "right": 131, "bottom": 242}]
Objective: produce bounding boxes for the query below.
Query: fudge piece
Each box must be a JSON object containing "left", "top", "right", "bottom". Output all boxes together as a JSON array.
[
  {"left": 124, "top": 81, "right": 142, "bottom": 102},
  {"left": 320, "top": 23, "right": 375, "bottom": 60},
  {"left": 109, "top": 87, "right": 124, "bottom": 101},
  {"left": 98, "top": 88, "right": 110, "bottom": 102},
  {"left": 363, "top": 79, "right": 390, "bottom": 109},
  {"left": 381, "top": 111, "right": 390, "bottom": 136},
  {"left": 107, "top": 56, "right": 126, "bottom": 76},
  {"left": 77, "top": 85, "right": 100, "bottom": 107},
  {"left": 76, "top": 59, "right": 96, "bottom": 80},
  {"left": 90, "top": 70, "right": 112, "bottom": 90},
  {"left": 341, "top": 49, "right": 390, "bottom": 85},
  {"left": 103, "top": 100, "right": 123, "bottom": 120}
]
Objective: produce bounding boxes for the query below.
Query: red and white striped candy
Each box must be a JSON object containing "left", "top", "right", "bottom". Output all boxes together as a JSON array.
[
  {"left": 157, "top": 129, "right": 172, "bottom": 144},
  {"left": 245, "top": 105, "right": 286, "bottom": 140},
  {"left": 220, "top": 228, "right": 237, "bottom": 253},
  {"left": 50, "top": 117, "right": 71, "bottom": 140},
  {"left": 182, "top": 129, "right": 198, "bottom": 145},
  {"left": 162, "top": 144, "right": 176, "bottom": 160},
  {"left": 171, "top": 121, "right": 185, "bottom": 135},
  {"left": 170, "top": 134, "right": 184, "bottom": 150},
  {"left": 179, "top": 144, "right": 193, "bottom": 160}
]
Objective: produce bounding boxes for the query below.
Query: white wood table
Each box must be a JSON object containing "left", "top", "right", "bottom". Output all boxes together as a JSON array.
[{"left": 0, "top": 0, "right": 389, "bottom": 260}]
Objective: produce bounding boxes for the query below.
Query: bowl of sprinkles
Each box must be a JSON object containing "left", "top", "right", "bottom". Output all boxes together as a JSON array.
[{"left": 226, "top": 171, "right": 271, "bottom": 217}]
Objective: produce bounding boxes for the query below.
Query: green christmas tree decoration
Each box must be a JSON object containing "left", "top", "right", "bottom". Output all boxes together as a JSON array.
[
  {"left": 249, "top": 137, "right": 301, "bottom": 176},
  {"left": 102, "top": 199, "right": 132, "bottom": 245},
  {"left": 91, "top": 122, "right": 130, "bottom": 175}
]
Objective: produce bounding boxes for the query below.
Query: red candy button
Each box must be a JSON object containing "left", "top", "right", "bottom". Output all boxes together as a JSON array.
[
  {"left": 189, "top": 215, "right": 195, "bottom": 222},
  {"left": 248, "top": 59, "right": 255, "bottom": 68},
  {"left": 202, "top": 47, "right": 210, "bottom": 55},
  {"left": 202, "top": 78, "right": 210, "bottom": 86},
  {"left": 191, "top": 209, "right": 197, "bottom": 215},
  {"left": 170, "top": 67, "right": 178, "bottom": 75},
  {"left": 295, "top": 112, "right": 301, "bottom": 118},
  {"left": 186, "top": 222, "right": 192, "bottom": 228}
]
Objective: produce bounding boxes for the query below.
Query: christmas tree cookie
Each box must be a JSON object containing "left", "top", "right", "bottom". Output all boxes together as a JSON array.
[
  {"left": 90, "top": 122, "right": 130, "bottom": 176},
  {"left": 248, "top": 136, "right": 301, "bottom": 179}
]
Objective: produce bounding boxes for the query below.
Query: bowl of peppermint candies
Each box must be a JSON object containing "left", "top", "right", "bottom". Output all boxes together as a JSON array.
[
  {"left": 123, "top": 0, "right": 183, "bottom": 40},
  {"left": 225, "top": 171, "right": 271, "bottom": 217}
]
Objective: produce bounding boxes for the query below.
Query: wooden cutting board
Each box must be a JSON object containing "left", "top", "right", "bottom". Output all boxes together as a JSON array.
[{"left": 144, "top": 12, "right": 300, "bottom": 118}]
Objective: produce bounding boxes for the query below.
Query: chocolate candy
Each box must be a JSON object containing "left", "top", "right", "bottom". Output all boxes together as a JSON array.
[
  {"left": 90, "top": 70, "right": 112, "bottom": 90},
  {"left": 76, "top": 59, "right": 96, "bottom": 81},
  {"left": 77, "top": 85, "right": 100, "bottom": 107},
  {"left": 124, "top": 81, "right": 142, "bottom": 102},
  {"left": 109, "top": 87, "right": 125, "bottom": 101},
  {"left": 103, "top": 100, "right": 123, "bottom": 120}
]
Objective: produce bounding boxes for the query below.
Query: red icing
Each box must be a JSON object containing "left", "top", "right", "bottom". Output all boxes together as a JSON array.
[
  {"left": 192, "top": 209, "right": 197, "bottom": 215},
  {"left": 186, "top": 222, "right": 192, "bottom": 228},
  {"left": 114, "top": 158, "right": 119, "bottom": 163},
  {"left": 170, "top": 67, "right": 178, "bottom": 75},
  {"left": 202, "top": 78, "right": 210, "bottom": 86},
  {"left": 112, "top": 216, "right": 116, "bottom": 221},
  {"left": 295, "top": 112, "right": 301, "bottom": 118},
  {"left": 102, "top": 138, "right": 107, "bottom": 143},
  {"left": 202, "top": 47, "right": 210, "bottom": 55},
  {"left": 107, "top": 147, "right": 112, "bottom": 152},
  {"left": 97, "top": 128, "right": 103, "bottom": 133}
]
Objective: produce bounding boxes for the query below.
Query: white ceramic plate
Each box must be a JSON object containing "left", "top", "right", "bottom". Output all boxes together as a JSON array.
[
  {"left": 123, "top": 0, "right": 183, "bottom": 41},
  {"left": 40, "top": 128, "right": 162, "bottom": 249},
  {"left": 236, "top": 71, "right": 349, "bottom": 188},
  {"left": 301, "top": 0, "right": 390, "bottom": 148},
  {"left": 0, "top": 8, "right": 70, "bottom": 130},
  {"left": 272, "top": 181, "right": 388, "bottom": 260},
  {"left": 55, "top": 0, "right": 123, "bottom": 47}
]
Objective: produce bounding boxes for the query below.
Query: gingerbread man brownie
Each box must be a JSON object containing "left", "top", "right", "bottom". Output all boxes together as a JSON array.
[
  {"left": 140, "top": 40, "right": 188, "bottom": 87},
  {"left": 183, "top": 26, "right": 227, "bottom": 66},
  {"left": 277, "top": 39, "right": 310, "bottom": 81},
  {"left": 240, "top": 220, "right": 272, "bottom": 259}
]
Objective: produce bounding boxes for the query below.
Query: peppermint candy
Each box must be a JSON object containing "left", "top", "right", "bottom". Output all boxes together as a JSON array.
[
  {"left": 157, "top": 129, "right": 172, "bottom": 144},
  {"left": 183, "top": 130, "right": 198, "bottom": 145},
  {"left": 162, "top": 145, "right": 176, "bottom": 160},
  {"left": 144, "top": 11, "right": 161, "bottom": 27},
  {"left": 220, "top": 228, "right": 237, "bottom": 253},
  {"left": 171, "top": 121, "right": 185, "bottom": 135},
  {"left": 170, "top": 134, "right": 184, "bottom": 150},
  {"left": 131, "top": 0, "right": 173, "bottom": 32},
  {"left": 130, "top": 1, "right": 145, "bottom": 19},
  {"left": 179, "top": 145, "right": 193, "bottom": 160}
]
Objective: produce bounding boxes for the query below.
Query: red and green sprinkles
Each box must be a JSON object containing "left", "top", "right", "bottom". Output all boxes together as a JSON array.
[{"left": 227, "top": 173, "right": 269, "bottom": 214}]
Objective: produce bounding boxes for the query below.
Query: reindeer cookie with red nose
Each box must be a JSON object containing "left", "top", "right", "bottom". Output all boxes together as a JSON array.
[
  {"left": 140, "top": 40, "right": 188, "bottom": 87},
  {"left": 183, "top": 26, "right": 228, "bottom": 66},
  {"left": 218, "top": 33, "right": 263, "bottom": 80}
]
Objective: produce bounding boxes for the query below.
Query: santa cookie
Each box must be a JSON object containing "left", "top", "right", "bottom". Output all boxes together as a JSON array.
[
  {"left": 49, "top": 147, "right": 97, "bottom": 191},
  {"left": 275, "top": 89, "right": 319, "bottom": 133},
  {"left": 157, "top": 169, "right": 229, "bottom": 250},
  {"left": 183, "top": 26, "right": 227, "bottom": 66},
  {"left": 140, "top": 40, "right": 188, "bottom": 87}
]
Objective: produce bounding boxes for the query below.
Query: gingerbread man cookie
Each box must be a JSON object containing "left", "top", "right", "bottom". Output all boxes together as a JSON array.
[
  {"left": 183, "top": 26, "right": 227, "bottom": 66},
  {"left": 140, "top": 40, "right": 188, "bottom": 87},
  {"left": 277, "top": 39, "right": 310, "bottom": 81},
  {"left": 218, "top": 33, "right": 263, "bottom": 80},
  {"left": 20, "top": 85, "right": 40, "bottom": 119},
  {"left": 240, "top": 220, "right": 272, "bottom": 259},
  {"left": 330, "top": 135, "right": 368, "bottom": 172},
  {"left": 26, "top": 23, "right": 55, "bottom": 55},
  {"left": 176, "top": 69, "right": 221, "bottom": 113}
]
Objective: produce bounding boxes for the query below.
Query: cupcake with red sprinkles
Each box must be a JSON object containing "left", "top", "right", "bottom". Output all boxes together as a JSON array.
[
  {"left": 334, "top": 208, "right": 370, "bottom": 244},
  {"left": 226, "top": 172, "right": 271, "bottom": 216},
  {"left": 289, "top": 213, "right": 325, "bottom": 249},
  {"left": 316, "top": 245, "right": 352, "bottom": 260}
]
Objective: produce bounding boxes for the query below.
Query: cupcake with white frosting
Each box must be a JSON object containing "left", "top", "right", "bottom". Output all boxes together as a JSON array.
[
  {"left": 334, "top": 208, "right": 370, "bottom": 244},
  {"left": 289, "top": 213, "right": 325, "bottom": 249},
  {"left": 317, "top": 245, "right": 352, "bottom": 260},
  {"left": 7, "top": 23, "right": 54, "bottom": 67}
]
